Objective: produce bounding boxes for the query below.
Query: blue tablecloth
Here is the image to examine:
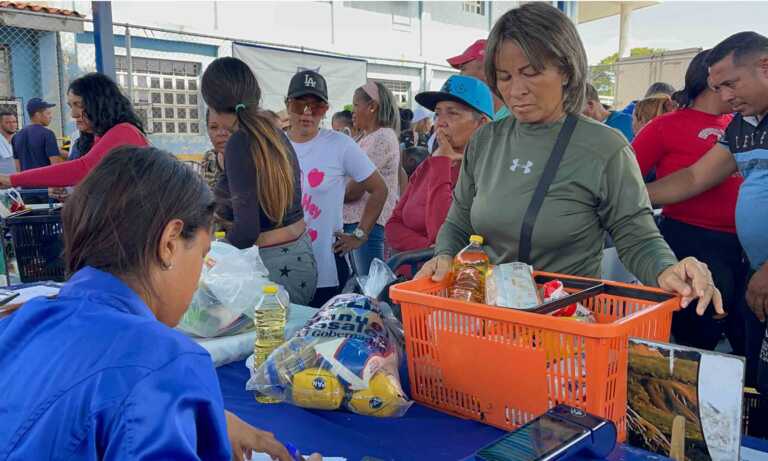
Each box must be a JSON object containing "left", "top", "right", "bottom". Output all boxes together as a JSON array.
[
  {"left": 216, "top": 305, "right": 768, "bottom": 461},
  {"left": 218, "top": 359, "right": 505, "bottom": 460},
  {"left": 218, "top": 360, "right": 712, "bottom": 461}
]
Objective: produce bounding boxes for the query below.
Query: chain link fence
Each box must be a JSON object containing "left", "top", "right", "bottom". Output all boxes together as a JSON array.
[
  {"left": 56, "top": 20, "right": 231, "bottom": 158},
  {"left": 0, "top": 25, "right": 50, "bottom": 131}
]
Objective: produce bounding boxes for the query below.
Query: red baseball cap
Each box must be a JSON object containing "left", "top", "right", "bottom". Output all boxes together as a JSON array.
[{"left": 447, "top": 39, "right": 486, "bottom": 69}]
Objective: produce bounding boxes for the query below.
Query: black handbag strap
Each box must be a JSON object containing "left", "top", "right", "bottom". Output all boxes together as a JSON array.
[{"left": 518, "top": 114, "right": 578, "bottom": 264}]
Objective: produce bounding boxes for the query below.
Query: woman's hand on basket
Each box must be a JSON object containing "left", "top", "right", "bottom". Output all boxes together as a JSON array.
[
  {"left": 0, "top": 175, "right": 11, "bottom": 188},
  {"left": 657, "top": 257, "right": 724, "bottom": 316},
  {"left": 414, "top": 254, "right": 453, "bottom": 282}
]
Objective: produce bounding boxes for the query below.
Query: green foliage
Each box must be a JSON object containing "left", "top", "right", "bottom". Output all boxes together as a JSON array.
[
  {"left": 628, "top": 354, "right": 698, "bottom": 384},
  {"left": 591, "top": 48, "right": 668, "bottom": 96},
  {"left": 598, "top": 47, "right": 667, "bottom": 66}
]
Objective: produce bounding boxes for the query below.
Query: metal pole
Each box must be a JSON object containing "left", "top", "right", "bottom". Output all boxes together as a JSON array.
[
  {"left": 487, "top": 1, "right": 492, "bottom": 31},
  {"left": 618, "top": 3, "right": 632, "bottom": 58},
  {"left": 418, "top": 0, "right": 423, "bottom": 57},
  {"left": 125, "top": 26, "right": 133, "bottom": 101},
  {"left": 556, "top": 1, "right": 578, "bottom": 21},
  {"left": 330, "top": 1, "right": 335, "bottom": 45},
  {"left": 92, "top": 1, "right": 116, "bottom": 79},
  {"left": 213, "top": 0, "right": 219, "bottom": 30},
  {"left": 55, "top": 32, "right": 67, "bottom": 138}
]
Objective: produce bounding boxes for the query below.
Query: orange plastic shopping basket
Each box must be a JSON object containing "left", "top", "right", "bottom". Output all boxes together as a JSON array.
[{"left": 389, "top": 271, "right": 680, "bottom": 441}]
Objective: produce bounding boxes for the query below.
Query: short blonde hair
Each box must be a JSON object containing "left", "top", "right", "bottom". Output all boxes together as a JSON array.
[
  {"left": 485, "top": 2, "right": 588, "bottom": 115},
  {"left": 633, "top": 96, "right": 676, "bottom": 126}
]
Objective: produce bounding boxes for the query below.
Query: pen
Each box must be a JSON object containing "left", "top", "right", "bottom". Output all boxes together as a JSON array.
[{"left": 285, "top": 442, "right": 304, "bottom": 461}]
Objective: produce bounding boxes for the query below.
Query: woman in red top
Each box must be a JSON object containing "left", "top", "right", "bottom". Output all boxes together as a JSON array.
[
  {"left": 633, "top": 49, "right": 750, "bottom": 353},
  {"left": 386, "top": 75, "right": 493, "bottom": 253},
  {"left": 0, "top": 73, "right": 147, "bottom": 189}
]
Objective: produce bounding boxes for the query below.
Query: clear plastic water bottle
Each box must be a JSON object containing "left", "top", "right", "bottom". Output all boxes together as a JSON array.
[
  {"left": 253, "top": 284, "right": 287, "bottom": 403},
  {"left": 449, "top": 235, "right": 490, "bottom": 304}
]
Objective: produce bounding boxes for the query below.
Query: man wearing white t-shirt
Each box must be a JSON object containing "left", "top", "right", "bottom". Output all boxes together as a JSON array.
[{"left": 285, "top": 70, "right": 388, "bottom": 307}]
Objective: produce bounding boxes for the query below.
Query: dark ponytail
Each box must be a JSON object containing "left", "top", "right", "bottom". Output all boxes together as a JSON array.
[
  {"left": 672, "top": 49, "right": 712, "bottom": 108},
  {"left": 201, "top": 57, "right": 295, "bottom": 225}
]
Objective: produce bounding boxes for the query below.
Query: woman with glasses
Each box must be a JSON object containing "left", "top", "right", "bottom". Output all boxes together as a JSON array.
[
  {"left": 201, "top": 57, "right": 317, "bottom": 306},
  {"left": 285, "top": 70, "right": 387, "bottom": 307}
]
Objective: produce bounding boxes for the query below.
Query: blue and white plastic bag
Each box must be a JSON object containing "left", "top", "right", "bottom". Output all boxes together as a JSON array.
[{"left": 246, "top": 259, "right": 411, "bottom": 417}]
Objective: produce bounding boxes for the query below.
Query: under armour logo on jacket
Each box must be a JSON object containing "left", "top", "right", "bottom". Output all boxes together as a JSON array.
[
  {"left": 510, "top": 159, "right": 533, "bottom": 174},
  {"left": 304, "top": 75, "right": 317, "bottom": 88}
]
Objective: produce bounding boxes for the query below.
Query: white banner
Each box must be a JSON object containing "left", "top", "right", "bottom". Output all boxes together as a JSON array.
[{"left": 232, "top": 43, "right": 367, "bottom": 125}]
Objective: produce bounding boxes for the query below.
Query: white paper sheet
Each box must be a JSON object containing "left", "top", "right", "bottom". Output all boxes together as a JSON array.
[
  {"left": 742, "top": 447, "right": 768, "bottom": 461},
  {"left": 248, "top": 453, "right": 345, "bottom": 461},
  {"left": 8, "top": 285, "right": 61, "bottom": 304}
]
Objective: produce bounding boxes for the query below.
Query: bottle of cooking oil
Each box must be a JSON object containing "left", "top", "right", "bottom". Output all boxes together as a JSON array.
[
  {"left": 253, "top": 284, "right": 287, "bottom": 403},
  {"left": 449, "top": 235, "right": 490, "bottom": 304}
]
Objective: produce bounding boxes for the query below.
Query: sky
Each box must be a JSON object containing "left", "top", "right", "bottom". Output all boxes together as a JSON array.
[{"left": 577, "top": 1, "right": 768, "bottom": 64}]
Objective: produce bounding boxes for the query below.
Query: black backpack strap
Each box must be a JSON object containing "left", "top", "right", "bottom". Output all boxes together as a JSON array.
[{"left": 518, "top": 114, "right": 578, "bottom": 264}]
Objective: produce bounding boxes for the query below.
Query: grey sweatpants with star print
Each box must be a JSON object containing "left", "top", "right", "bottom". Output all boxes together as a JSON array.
[{"left": 260, "top": 232, "right": 317, "bottom": 306}]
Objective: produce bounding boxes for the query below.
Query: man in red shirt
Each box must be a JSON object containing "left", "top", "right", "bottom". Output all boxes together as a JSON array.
[
  {"left": 634, "top": 49, "right": 753, "bottom": 365},
  {"left": 646, "top": 34, "right": 768, "bottom": 389}
]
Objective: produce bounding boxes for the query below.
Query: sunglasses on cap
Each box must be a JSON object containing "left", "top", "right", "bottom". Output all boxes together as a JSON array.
[{"left": 287, "top": 98, "right": 329, "bottom": 116}]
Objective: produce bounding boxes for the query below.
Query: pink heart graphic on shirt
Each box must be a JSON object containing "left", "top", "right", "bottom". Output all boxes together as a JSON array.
[
  {"left": 308, "top": 228, "right": 318, "bottom": 242},
  {"left": 307, "top": 169, "right": 325, "bottom": 188}
]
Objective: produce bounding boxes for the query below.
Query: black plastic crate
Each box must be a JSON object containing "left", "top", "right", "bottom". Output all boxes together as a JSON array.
[
  {"left": 5, "top": 208, "right": 65, "bottom": 283},
  {"left": 19, "top": 188, "right": 51, "bottom": 205},
  {"left": 744, "top": 388, "right": 768, "bottom": 439}
]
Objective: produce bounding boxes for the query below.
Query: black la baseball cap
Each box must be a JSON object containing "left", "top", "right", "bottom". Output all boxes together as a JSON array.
[{"left": 287, "top": 70, "right": 328, "bottom": 103}]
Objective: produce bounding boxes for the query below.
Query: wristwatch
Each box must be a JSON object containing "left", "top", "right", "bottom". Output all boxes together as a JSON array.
[{"left": 352, "top": 227, "right": 368, "bottom": 241}]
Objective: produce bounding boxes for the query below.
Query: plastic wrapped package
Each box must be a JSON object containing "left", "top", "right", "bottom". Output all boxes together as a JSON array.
[
  {"left": 0, "top": 188, "right": 25, "bottom": 218},
  {"left": 247, "top": 260, "right": 412, "bottom": 417},
  {"left": 542, "top": 280, "right": 596, "bottom": 323},
  {"left": 178, "top": 241, "right": 289, "bottom": 338},
  {"left": 485, "top": 262, "right": 541, "bottom": 309}
]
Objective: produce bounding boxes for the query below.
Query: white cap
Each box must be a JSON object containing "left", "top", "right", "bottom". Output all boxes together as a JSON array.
[{"left": 412, "top": 106, "right": 433, "bottom": 124}]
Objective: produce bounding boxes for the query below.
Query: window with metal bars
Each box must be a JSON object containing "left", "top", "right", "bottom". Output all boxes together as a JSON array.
[
  {"left": 462, "top": 1, "right": 485, "bottom": 15},
  {"left": 115, "top": 56, "right": 202, "bottom": 135},
  {"left": 0, "top": 98, "right": 22, "bottom": 129},
  {"left": 373, "top": 79, "right": 411, "bottom": 108}
]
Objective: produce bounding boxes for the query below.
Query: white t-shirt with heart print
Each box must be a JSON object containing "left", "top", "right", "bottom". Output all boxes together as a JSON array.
[{"left": 291, "top": 129, "right": 376, "bottom": 288}]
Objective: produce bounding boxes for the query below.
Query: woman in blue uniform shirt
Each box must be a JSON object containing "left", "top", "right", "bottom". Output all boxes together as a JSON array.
[{"left": 0, "top": 147, "right": 314, "bottom": 460}]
